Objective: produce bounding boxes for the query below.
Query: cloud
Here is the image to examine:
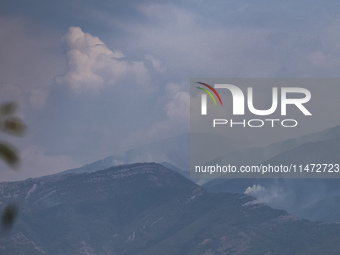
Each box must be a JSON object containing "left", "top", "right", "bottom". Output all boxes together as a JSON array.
[
  {"left": 116, "top": 2, "right": 340, "bottom": 79},
  {"left": 145, "top": 54, "right": 166, "bottom": 73},
  {"left": 55, "top": 27, "right": 150, "bottom": 93},
  {"left": 122, "top": 82, "right": 189, "bottom": 150},
  {"left": 165, "top": 83, "right": 190, "bottom": 123}
]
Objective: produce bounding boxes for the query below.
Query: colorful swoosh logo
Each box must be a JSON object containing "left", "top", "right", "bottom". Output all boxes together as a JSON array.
[{"left": 196, "top": 82, "right": 223, "bottom": 106}]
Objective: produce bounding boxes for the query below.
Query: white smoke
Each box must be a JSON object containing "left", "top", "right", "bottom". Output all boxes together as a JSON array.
[{"left": 244, "top": 184, "right": 286, "bottom": 206}]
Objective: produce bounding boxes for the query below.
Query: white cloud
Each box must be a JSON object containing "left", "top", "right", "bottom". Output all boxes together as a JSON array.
[
  {"left": 165, "top": 83, "right": 190, "bottom": 123},
  {"left": 145, "top": 54, "right": 166, "bottom": 73},
  {"left": 122, "top": 82, "right": 189, "bottom": 150},
  {"left": 55, "top": 27, "right": 150, "bottom": 93}
]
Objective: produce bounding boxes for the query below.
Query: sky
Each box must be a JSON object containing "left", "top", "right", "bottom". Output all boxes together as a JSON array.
[{"left": 1, "top": 0, "right": 340, "bottom": 181}]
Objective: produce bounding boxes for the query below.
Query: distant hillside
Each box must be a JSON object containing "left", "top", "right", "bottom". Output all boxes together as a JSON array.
[
  {"left": 56, "top": 132, "right": 244, "bottom": 181},
  {"left": 203, "top": 125, "right": 340, "bottom": 222}
]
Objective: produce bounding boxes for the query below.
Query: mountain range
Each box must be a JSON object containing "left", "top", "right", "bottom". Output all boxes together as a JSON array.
[
  {"left": 1, "top": 163, "right": 340, "bottom": 254},
  {"left": 47, "top": 124, "right": 340, "bottom": 223}
]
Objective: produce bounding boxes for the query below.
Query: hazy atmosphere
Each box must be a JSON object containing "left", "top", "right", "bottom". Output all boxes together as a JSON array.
[{"left": 2, "top": 0, "right": 340, "bottom": 181}]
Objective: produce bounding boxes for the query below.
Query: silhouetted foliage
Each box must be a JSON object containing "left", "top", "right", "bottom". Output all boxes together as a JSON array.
[
  {"left": 1, "top": 204, "right": 18, "bottom": 230},
  {"left": 0, "top": 102, "right": 26, "bottom": 231},
  {"left": 0, "top": 141, "right": 19, "bottom": 168}
]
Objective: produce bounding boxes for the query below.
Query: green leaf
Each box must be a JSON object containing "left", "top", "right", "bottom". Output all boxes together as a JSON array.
[
  {"left": 0, "top": 141, "right": 19, "bottom": 168},
  {"left": 0, "top": 103, "right": 16, "bottom": 116},
  {"left": 1, "top": 118, "right": 26, "bottom": 136},
  {"left": 1, "top": 204, "right": 18, "bottom": 230}
]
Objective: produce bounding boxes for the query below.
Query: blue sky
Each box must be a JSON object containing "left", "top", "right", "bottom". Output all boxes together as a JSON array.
[{"left": 1, "top": 0, "right": 340, "bottom": 180}]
